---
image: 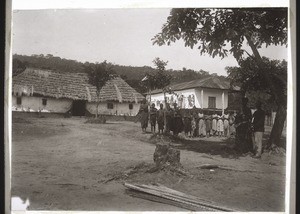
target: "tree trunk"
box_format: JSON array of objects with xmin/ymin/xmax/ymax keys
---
[
  {"xmin": 96, "ymin": 102, "xmax": 99, "ymax": 118},
  {"xmin": 164, "ymin": 92, "xmax": 167, "ymax": 106},
  {"xmin": 96, "ymin": 91, "xmax": 100, "ymax": 118},
  {"xmin": 267, "ymin": 104, "xmax": 286, "ymax": 148},
  {"xmin": 245, "ymin": 35, "xmax": 280, "ymax": 103},
  {"xmin": 153, "ymin": 143, "xmax": 181, "ymax": 168}
]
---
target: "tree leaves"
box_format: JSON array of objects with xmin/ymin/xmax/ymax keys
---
[
  {"xmin": 226, "ymin": 57, "xmax": 287, "ymax": 109},
  {"xmin": 142, "ymin": 58, "xmax": 172, "ymax": 91},
  {"xmin": 152, "ymin": 8, "xmax": 287, "ymax": 62},
  {"xmin": 84, "ymin": 60, "xmax": 115, "ymax": 93}
]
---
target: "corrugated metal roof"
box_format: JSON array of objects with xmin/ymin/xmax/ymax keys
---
[
  {"xmin": 151, "ymin": 76, "xmax": 240, "ymax": 94},
  {"xmin": 12, "ymin": 68, "xmax": 145, "ymax": 103}
]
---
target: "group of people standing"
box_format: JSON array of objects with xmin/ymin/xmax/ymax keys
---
[
  {"xmin": 138, "ymin": 100, "xmax": 184, "ymax": 135},
  {"xmin": 234, "ymin": 97, "xmax": 265, "ymax": 158},
  {"xmin": 187, "ymin": 109, "xmax": 236, "ymax": 138},
  {"xmin": 138, "ymin": 99, "xmax": 236, "ymax": 138},
  {"xmin": 138, "ymin": 96, "xmax": 265, "ymax": 159}
]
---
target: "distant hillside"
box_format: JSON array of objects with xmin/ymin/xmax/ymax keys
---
[{"xmin": 13, "ymin": 54, "xmax": 224, "ymax": 93}]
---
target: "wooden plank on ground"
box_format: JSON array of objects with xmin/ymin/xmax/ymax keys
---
[
  {"xmin": 124, "ymin": 183, "xmax": 235, "ymax": 212},
  {"xmin": 126, "ymin": 189, "xmax": 217, "ymax": 211},
  {"xmin": 125, "ymin": 183, "xmax": 209, "ymax": 211},
  {"xmin": 144, "ymin": 183, "xmax": 212, "ymax": 203},
  {"xmin": 134, "ymin": 183, "xmax": 234, "ymax": 211},
  {"xmin": 126, "ymin": 189, "xmax": 202, "ymax": 211}
]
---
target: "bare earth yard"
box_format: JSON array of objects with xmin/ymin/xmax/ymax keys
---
[{"xmin": 11, "ymin": 116, "xmax": 286, "ymax": 211}]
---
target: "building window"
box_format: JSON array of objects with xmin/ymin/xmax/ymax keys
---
[
  {"xmin": 42, "ymin": 98, "xmax": 47, "ymax": 106},
  {"xmin": 17, "ymin": 97, "xmax": 22, "ymax": 105},
  {"xmin": 208, "ymin": 97, "xmax": 216, "ymax": 108},
  {"xmin": 107, "ymin": 103, "xmax": 114, "ymax": 109},
  {"xmin": 129, "ymin": 103, "xmax": 133, "ymax": 110}
]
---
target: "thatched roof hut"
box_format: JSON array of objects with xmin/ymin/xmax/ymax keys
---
[{"xmin": 12, "ymin": 68, "xmax": 145, "ymax": 103}]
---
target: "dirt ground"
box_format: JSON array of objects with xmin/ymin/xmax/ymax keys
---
[{"xmin": 11, "ymin": 116, "xmax": 286, "ymax": 211}]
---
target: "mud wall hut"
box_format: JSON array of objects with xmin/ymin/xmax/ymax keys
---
[{"xmin": 12, "ymin": 68, "xmax": 145, "ymax": 116}]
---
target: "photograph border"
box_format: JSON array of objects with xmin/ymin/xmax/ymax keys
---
[{"xmin": 5, "ymin": 0, "xmax": 295, "ymax": 213}]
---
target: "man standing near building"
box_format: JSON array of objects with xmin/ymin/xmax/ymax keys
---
[
  {"xmin": 252, "ymin": 101, "xmax": 265, "ymax": 158},
  {"xmin": 157, "ymin": 103, "xmax": 165, "ymax": 134},
  {"xmin": 138, "ymin": 99, "xmax": 149, "ymax": 133},
  {"xmin": 164, "ymin": 103, "xmax": 173, "ymax": 134},
  {"xmin": 149, "ymin": 103, "xmax": 158, "ymax": 134}
]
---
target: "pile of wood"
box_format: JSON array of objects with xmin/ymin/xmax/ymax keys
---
[{"xmin": 124, "ymin": 183, "xmax": 235, "ymax": 212}]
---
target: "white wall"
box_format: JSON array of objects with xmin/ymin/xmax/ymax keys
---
[
  {"xmin": 12, "ymin": 95, "xmax": 73, "ymax": 113},
  {"xmin": 199, "ymin": 88, "xmax": 228, "ymax": 109},
  {"xmin": 12, "ymin": 96, "xmax": 141, "ymax": 116},
  {"xmin": 149, "ymin": 88, "xmax": 200, "ymax": 109},
  {"xmin": 86, "ymin": 102, "xmax": 140, "ymax": 116},
  {"xmin": 148, "ymin": 88, "xmax": 229, "ymax": 110}
]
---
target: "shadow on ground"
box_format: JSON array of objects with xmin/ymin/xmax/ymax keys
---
[
  {"xmin": 148, "ymin": 134, "xmax": 242, "ymax": 159},
  {"xmin": 148, "ymin": 130, "xmax": 286, "ymax": 159}
]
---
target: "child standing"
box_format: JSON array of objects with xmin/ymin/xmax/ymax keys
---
[
  {"xmin": 205, "ymin": 113, "xmax": 212, "ymax": 137},
  {"xmin": 212, "ymin": 111, "xmax": 218, "ymax": 136},
  {"xmin": 157, "ymin": 103, "xmax": 165, "ymax": 134},
  {"xmin": 149, "ymin": 103, "xmax": 158, "ymax": 133},
  {"xmin": 223, "ymin": 110, "xmax": 230, "ymax": 137},
  {"xmin": 191, "ymin": 116, "xmax": 196, "ymax": 138},
  {"xmin": 164, "ymin": 103, "xmax": 173, "ymax": 134},
  {"xmin": 217, "ymin": 112, "xmax": 224, "ymax": 137}
]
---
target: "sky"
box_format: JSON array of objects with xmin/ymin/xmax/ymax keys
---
[{"xmin": 12, "ymin": 9, "xmax": 288, "ymax": 76}]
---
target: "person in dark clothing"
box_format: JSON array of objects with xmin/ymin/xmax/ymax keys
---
[
  {"xmin": 157, "ymin": 103, "xmax": 165, "ymax": 134},
  {"xmin": 164, "ymin": 103, "xmax": 173, "ymax": 134},
  {"xmin": 138, "ymin": 99, "xmax": 149, "ymax": 133},
  {"xmin": 234, "ymin": 108, "xmax": 247, "ymax": 153},
  {"xmin": 252, "ymin": 101, "xmax": 265, "ymax": 158},
  {"xmin": 241, "ymin": 97, "xmax": 253, "ymax": 154},
  {"xmin": 183, "ymin": 110, "xmax": 192, "ymax": 137},
  {"xmin": 242, "ymin": 97, "xmax": 252, "ymax": 122},
  {"xmin": 172, "ymin": 103, "xmax": 183, "ymax": 136},
  {"xmin": 205, "ymin": 113, "xmax": 212, "ymax": 137},
  {"xmin": 234, "ymin": 97, "xmax": 253, "ymax": 154},
  {"xmin": 191, "ymin": 106, "xmax": 198, "ymax": 137},
  {"xmin": 149, "ymin": 103, "xmax": 158, "ymax": 133}
]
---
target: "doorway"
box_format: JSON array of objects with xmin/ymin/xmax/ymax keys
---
[{"xmin": 72, "ymin": 100, "xmax": 86, "ymax": 116}]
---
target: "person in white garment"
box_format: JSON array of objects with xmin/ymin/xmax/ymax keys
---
[
  {"xmin": 198, "ymin": 109, "xmax": 206, "ymax": 137},
  {"xmin": 212, "ymin": 111, "xmax": 218, "ymax": 136},
  {"xmin": 223, "ymin": 110, "xmax": 230, "ymax": 137}
]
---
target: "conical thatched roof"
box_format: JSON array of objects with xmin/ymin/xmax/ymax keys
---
[{"xmin": 12, "ymin": 68, "xmax": 145, "ymax": 103}]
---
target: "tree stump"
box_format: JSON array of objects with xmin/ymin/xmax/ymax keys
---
[{"xmin": 153, "ymin": 143, "xmax": 180, "ymax": 168}]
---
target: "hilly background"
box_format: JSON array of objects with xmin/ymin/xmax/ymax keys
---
[{"xmin": 13, "ymin": 54, "xmax": 227, "ymax": 94}]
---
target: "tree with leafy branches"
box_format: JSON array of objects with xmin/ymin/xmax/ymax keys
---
[
  {"xmin": 227, "ymin": 57, "xmax": 287, "ymax": 147},
  {"xmin": 85, "ymin": 61, "xmax": 115, "ymax": 118},
  {"xmin": 141, "ymin": 58, "xmax": 172, "ymax": 103},
  {"xmin": 152, "ymin": 8, "xmax": 287, "ymax": 148},
  {"xmin": 152, "ymin": 57, "xmax": 172, "ymax": 104},
  {"xmin": 13, "ymin": 58, "xmax": 27, "ymax": 76}
]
